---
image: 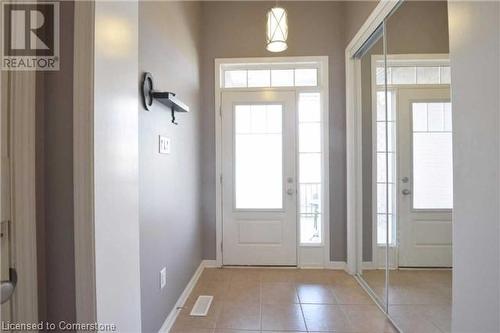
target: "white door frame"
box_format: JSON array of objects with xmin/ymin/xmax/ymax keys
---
[
  {"xmin": 345, "ymin": 0, "xmax": 401, "ymax": 274},
  {"xmin": 215, "ymin": 56, "xmax": 330, "ymax": 268}
]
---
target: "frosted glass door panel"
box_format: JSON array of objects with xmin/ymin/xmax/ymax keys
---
[
  {"xmin": 235, "ymin": 104, "xmax": 283, "ymax": 209},
  {"xmin": 412, "ymin": 102, "xmax": 453, "ymax": 210}
]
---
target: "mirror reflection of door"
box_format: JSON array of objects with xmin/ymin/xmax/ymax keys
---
[{"xmin": 397, "ymin": 88, "xmax": 452, "ymax": 267}]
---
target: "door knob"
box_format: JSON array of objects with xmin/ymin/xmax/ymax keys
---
[
  {"xmin": 286, "ymin": 188, "xmax": 294, "ymax": 195},
  {"xmin": 401, "ymin": 176, "xmax": 409, "ymax": 183},
  {"xmin": 1, "ymin": 268, "xmax": 17, "ymax": 304},
  {"xmin": 402, "ymin": 189, "xmax": 411, "ymax": 195}
]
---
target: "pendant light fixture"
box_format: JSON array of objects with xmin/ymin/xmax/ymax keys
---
[{"xmin": 266, "ymin": 5, "xmax": 288, "ymax": 52}]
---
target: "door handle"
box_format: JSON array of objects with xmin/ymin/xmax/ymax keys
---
[
  {"xmin": 1, "ymin": 268, "xmax": 17, "ymax": 304},
  {"xmin": 401, "ymin": 189, "xmax": 411, "ymax": 195},
  {"xmin": 286, "ymin": 177, "xmax": 294, "ymax": 195}
]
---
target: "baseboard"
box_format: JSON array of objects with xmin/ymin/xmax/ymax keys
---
[
  {"xmin": 325, "ymin": 261, "xmax": 347, "ymax": 270},
  {"xmin": 202, "ymin": 259, "xmax": 219, "ymax": 268},
  {"xmin": 362, "ymin": 261, "xmax": 376, "ymax": 270},
  {"xmin": 300, "ymin": 261, "xmax": 347, "ymax": 270},
  {"xmin": 158, "ymin": 260, "xmax": 216, "ymax": 332}
]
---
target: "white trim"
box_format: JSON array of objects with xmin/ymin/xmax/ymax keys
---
[
  {"xmin": 361, "ymin": 261, "xmax": 377, "ymax": 270},
  {"xmin": 345, "ymin": 0, "xmax": 399, "ymax": 59},
  {"xmin": 215, "ymin": 56, "xmax": 330, "ymax": 268},
  {"xmin": 345, "ymin": 0, "xmax": 401, "ymax": 275},
  {"xmin": 158, "ymin": 260, "xmax": 216, "ymax": 333},
  {"xmin": 73, "ymin": 0, "xmax": 97, "ymax": 327},
  {"xmin": 372, "ymin": 53, "xmax": 450, "ymax": 67},
  {"xmin": 202, "ymin": 260, "xmax": 219, "ymax": 268},
  {"xmin": 325, "ymin": 261, "xmax": 347, "ymax": 270}
]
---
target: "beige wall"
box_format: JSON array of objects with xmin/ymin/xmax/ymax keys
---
[
  {"xmin": 200, "ymin": 1, "xmax": 374, "ymax": 261},
  {"xmin": 139, "ymin": 2, "xmax": 203, "ymax": 332},
  {"xmin": 345, "ymin": 1, "xmax": 378, "ymax": 43}
]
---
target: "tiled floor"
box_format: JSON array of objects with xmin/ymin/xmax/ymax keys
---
[
  {"xmin": 171, "ymin": 268, "xmax": 398, "ymax": 333},
  {"xmin": 363, "ymin": 269, "xmax": 452, "ymax": 333}
]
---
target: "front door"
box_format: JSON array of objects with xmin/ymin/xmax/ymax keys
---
[
  {"xmin": 397, "ymin": 88, "xmax": 453, "ymax": 267},
  {"xmin": 222, "ymin": 91, "xmax": 297, "ymax": 265}
]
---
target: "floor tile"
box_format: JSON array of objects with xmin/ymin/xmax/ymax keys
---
[
  {"xmin": 171, "ymin": 329, "xmax": 214, "ymax": 333},
  {"xmin": 262, "ymin": 282, "xmax": 299, "ymax": 304},
  {"xmin": 260, "ymin": 269, "xmax": 298, "ymax": 283},
  {"xmin": 172, "ymin": 268, "xmax": 399, "ymax": 333},
  {"xmin": 215, "ymin": 301, "xmax": 261, "ymax": 330},
  {"xmin": 389, "ymin": 305, "xmax": 442, "ymax": 333},
  {"xmin": 172, "ymin": 300, "xmax": 222, "ymax": 330},
  {"xmin": 301, "ymin": 304, "xmax": 353, "ymax": 332},
  {"xmin": 296, "ymin": 269, "xmax": 335, "ymax": 284},
  {"xmin": 261, "ymin": 303, "xmax": 306, "ymax": 331},
  {"xmin": 226, "ymin": 279, "xmax": 261, "ymax": 303},
  {"xmin": 296, "ymin": 283, "xmax": 337, "ymax": 304},
  {"xmin": 187, "ymin": 279, "xmax": 230, "ymax": 305},
  {"xmin": 332, "ymin": 284, "xmax": 374, "ymax": 304},
  {"xmin": 214, "ymin": 329, "xmax": 260, "ymax": 333},
  {"xmin": 342, "ymin": 304, "xmax": 398, "ymax": 333}
]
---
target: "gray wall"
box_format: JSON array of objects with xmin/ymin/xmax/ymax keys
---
[
  {"xmin": 200, "ymin": 1, "xmax": 374, "ymax": 262},
  {"xmin": 344, "ymin": 1, "xmax": 378, "ymax": 43},
  {"xmin": 93, "ymin": 1, "xmax": 142, "ymax": 330},
  {"xmin": 360, "ymin": 1, "xmax": 450, "ymax": 261},
  {"xmin": 448, "ymin": 2, "xmax": 500, "ymax": 331},
  {"xmin": 35, "ymin": 0, "xmax": 76, "ymax": 327},
  {"xmin": 139, "ymin": 2, "xmax": 203, "ymax": 332}
]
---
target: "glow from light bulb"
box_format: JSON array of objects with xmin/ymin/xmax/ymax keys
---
[{"xmin": 266, "ymin": 7, "xmax": 288, "ymax": 53}]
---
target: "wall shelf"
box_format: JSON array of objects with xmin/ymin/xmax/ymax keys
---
[{"xmin": 141, "ymin": 72, "xmax": 189, "ymax": 124}]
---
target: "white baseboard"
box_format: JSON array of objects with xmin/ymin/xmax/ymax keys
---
[
  {"xmin": 362, "ymin": 261, "xmax": 374, "ymax": 269},
  {"xmin": 300, "ymin": 261, "xmax": 347, "ymax": 270},
  {"xmin": 158, "ymin": 260, "xmax": 217, "ymax": 333},
  {"xmin": 202, "ymin": 259, "xmax": 219, "ymax": 268},
  {"xmin": 325, "ymin": 261, "xmax": 347, "ymax": 270}
]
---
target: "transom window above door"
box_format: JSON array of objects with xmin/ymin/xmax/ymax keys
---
[
  {"xmin": 374, "ymin": 56, "xmax": 451, "ymax": 86},
  {"xmin": 222, "ymin": 66, "xmax": 320, "ymax": 88}
]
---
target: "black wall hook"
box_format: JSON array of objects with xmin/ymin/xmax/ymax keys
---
[{"xmin": 141, "ymin": 72, "xmax": 189, "ymax": 125}]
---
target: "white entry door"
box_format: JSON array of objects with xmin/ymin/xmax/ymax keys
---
[
  {"xmin": 398, "ymin": 88, "xmax": 453, "ymax": 267},
  {"xmin": 222, "ymin": 91, "xmax": 297, "ymax": 266}
]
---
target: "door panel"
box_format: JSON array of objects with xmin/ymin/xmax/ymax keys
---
[
  {"xmin": 398, "ymin": 88, "xmax": 452, "ymax": 267},
  {"xmin": 222, "ymin": 91, "xmax": 297, "ymax": 265}
]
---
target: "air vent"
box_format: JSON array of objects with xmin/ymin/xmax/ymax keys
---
[{"xmin": 189, "ymin": 295, "xmax": 213, "ymax": 317}]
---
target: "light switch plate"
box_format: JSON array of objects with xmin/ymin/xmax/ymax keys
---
[
  {"xmin": 160, "ymin": 267, "xmax": 167, "ymax": 289},
  {"xmin": 159, "ymin": 136, "xmax": 171, "ymax": 154}
]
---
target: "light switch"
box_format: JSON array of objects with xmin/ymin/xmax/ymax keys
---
[
  {"xmin": 159, "ymin": 136, "xmax": 171, "ymax": 154},
  {"xmin": 160, "ymin": 267, "xmax": 167, "ymax": 289}
]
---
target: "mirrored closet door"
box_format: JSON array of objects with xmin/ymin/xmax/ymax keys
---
[
  {"xmin": 355, "ymin": 22, "xmax": 390, "ymax": 311},
  {"xmin": 355, "ymin": 1, "xmax": 453, "ymax": 332}
]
